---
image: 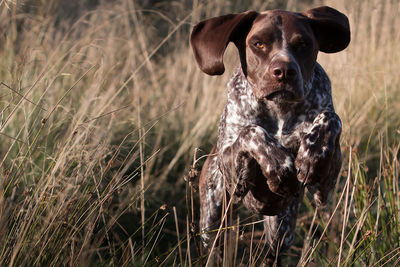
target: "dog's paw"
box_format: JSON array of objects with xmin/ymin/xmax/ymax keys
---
[{"xmin": 295, "ymin": 111, "xmax": 341, "ymax": 185}]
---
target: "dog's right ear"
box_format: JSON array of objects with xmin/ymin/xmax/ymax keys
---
[
  {"xmin": 190, "ymin": 11, "xmax": 259, "ymax": 75},
  {"xmin": 303, "ymin": 6, "xmax": 350, "ymax": 53}
]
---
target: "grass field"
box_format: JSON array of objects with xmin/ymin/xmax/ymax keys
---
[{"xmin": 0, "ymin": 0, "xmax": 399, "ymax": 266}]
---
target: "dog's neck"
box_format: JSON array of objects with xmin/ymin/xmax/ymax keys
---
[{"xmin": 218, "ymin": 65, "xmax": 323, "ymax": 152}]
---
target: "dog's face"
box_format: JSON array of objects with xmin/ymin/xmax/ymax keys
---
[
  {"xmin": 190, "ymin": 6, "xmax": 350, "ymax": 102},
  {"xmin": 245, "ymin": 11, "xmax": 318, "ymax": 101}
]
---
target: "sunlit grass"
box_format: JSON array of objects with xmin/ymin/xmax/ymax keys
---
[{"xmin": 0, "ymin": 0, "xmax": 399, "ymax": 265}]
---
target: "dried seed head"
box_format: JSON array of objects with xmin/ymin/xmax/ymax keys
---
[
  {"xmin": 190, "ymin": 222, "xmax": 197, "ymax": 235},
  {"xmin": 364, "ymin": 230, "xmax": 373, "ymax": 239}
]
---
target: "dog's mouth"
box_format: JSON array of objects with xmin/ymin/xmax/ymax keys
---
[
  {"xmin": 265, "ymin": 89, "xmax": 302, "ymax": 103},
  {"xmin": 251, "ymin": 81, "xmax": 305, "ymax": 103}
]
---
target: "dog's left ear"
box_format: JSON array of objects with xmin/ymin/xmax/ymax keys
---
[
  {"xmin": 303, "ymin": 6, "xmax": 350, "ymax": 53},
  {"xmin": 190, "ymin": 11, "xmax": 259, "ymax": 75}
]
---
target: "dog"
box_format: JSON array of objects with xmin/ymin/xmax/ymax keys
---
[{"xmin": 190, "ymin": 6, "xmax": 349, "ymax": 266}]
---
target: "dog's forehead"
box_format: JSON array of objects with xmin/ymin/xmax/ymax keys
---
[{"xmin": 250, "ymin": 10, "xmax": 309, "ymax": 36}]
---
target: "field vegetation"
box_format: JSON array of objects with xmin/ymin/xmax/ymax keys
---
[{"xmin": 0, "ymin": 0, "xmax": 399, "ymax": 265}]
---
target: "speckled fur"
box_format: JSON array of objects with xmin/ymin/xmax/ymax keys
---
[{"xmin": 199, "ymin": 64, "xmax": 342, "ymax": 259}]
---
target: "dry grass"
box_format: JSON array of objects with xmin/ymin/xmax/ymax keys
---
[{"xmin": 0, "ymin": 0, "xmax": 399, "ymax": 266}]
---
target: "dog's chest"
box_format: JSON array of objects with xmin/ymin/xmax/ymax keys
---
[
  {"xmin": 218, "ymin": 69, "xmax": 313, "ymax": 153},
  {"xmin": 258, "ymin": 107, "xmax": 309, "ymax": 152}
]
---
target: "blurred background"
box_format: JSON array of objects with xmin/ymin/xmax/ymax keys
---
[{"xmin": 0, "ymin": 0, "xmax": 399, "ymax": 265}]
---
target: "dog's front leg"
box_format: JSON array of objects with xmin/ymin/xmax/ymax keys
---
[
  {"xmin": 295, "ymin": 111, "xmax": 342, "ymax": 206},
  {"xmin": 219, "ymin": 125, "xmax": 300, "ymax": 204}
]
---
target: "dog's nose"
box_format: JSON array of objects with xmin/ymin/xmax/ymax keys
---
[{"xmin": 270, "ymin": 61, "xmax": 298, "ymax": 82}]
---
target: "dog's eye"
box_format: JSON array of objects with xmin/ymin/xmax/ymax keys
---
[
  {"xmin": 254, "ymin": 42, "xmax": 265, "ymax": 49},
  {"xmin": 293, "ymin": 40, "xmax": 305, "ymax": 47},
  {"xmin": 291, "ymin": 38, "xmax": 307, "ymax": 51}
]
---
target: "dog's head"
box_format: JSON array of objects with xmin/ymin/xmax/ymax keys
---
[{"xmin": 190, "ymin": 6, "xmax": 350, "ymax": 102}]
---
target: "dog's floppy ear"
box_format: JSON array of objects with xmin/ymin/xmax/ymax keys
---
[
  {"xmin": 190, "ymin": 11, "xmax": 258, "ymax": 75},
  {"xmin": 303, "ymin": 6, "xmax": 350, "ymax": 53}
]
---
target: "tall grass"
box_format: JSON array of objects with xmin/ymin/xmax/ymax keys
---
[{"xmin": 0, "ymin": 0, "xmax": 399, "ymax": 266}]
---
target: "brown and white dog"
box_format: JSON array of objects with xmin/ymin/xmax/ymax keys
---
[{"xmin": 191, "ymin": 6, "xmax": 350, "ymax": 265}]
